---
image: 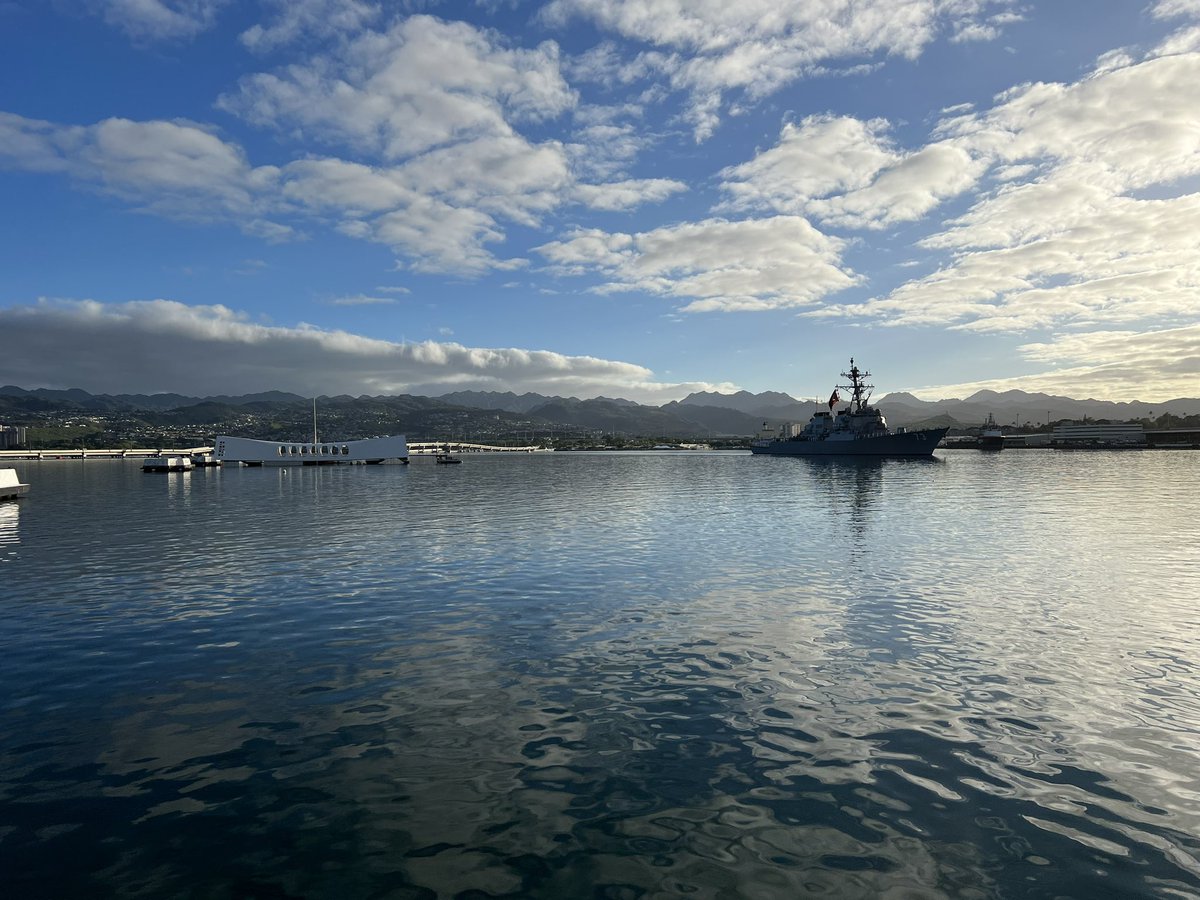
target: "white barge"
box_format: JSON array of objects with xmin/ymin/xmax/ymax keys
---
[
  {"xmin": 143, "ymin": 456, "xmax": 194, "ymax": 472},
  {"xmin": 214, "ymin": 434, "xmax": 409, "ymax": 467},
  {"xmin": 1, "ymin": 467, "xmax": 30, "ymax": 500}
]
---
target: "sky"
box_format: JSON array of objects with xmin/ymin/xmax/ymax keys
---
[{"xmin": 2, "ymin": 0, "xmax": 1199, "ymax": 404}]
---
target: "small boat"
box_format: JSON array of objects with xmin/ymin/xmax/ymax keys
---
[
  {"xmin": 0, "ymin": 467, "xmax": 29, "ymax": 500},
  {"xmin": 979, "ymin": 413, "xmax": 1005, "ymax": 451},
  {"xmin": 750, "ymin": 359, "xmax": 948, "ymax": 458},
  {"xmin": 143, "ymin": 456, "xmax": 193, "ymax": 472}
]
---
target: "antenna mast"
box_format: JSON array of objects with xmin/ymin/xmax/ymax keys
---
[
  {"xmin": 838, "ymin": 358, "xmax": 875, "ymax": 412},
  {"xmin": 312, "ymin": 397, "xmax": 318, "ymax": 445}
]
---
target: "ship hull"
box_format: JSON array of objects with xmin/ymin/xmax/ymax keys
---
[{"xmin": 750, "ymin": 428, "xmax": 948, "ymax": 457}]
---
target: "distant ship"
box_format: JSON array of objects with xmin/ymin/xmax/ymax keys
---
[
  {"xmin": 979, "ymin": 413, "xmax": 1004, "ymax": 451},
  {"xmin": 749, "ymin": 359, "xmax": 948, "ymax": 458}
]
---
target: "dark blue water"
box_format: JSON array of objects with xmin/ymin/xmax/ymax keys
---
[{"xmin": 2, "ymin": 451, "xmax": 1199, "ymax": 898}]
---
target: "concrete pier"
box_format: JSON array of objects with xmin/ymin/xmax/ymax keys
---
[
  {"xmin": 0, "ymin": 447, "xmax": 214, "ymax": 461},
  {"xmin": 1, "ymin": 442, "xmax": 547, "ymax": 461}
]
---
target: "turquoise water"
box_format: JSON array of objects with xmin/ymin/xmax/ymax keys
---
[{"xmin": 1, "ymin": 451, "xmax": 1199, "ymax": 898}]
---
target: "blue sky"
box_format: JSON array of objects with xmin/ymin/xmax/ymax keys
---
[{"xmin": 2, "ymin": 0, "xmax": 1199, "ymax": 403}]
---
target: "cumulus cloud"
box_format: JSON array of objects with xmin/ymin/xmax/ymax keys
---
[
  {"xmin": 720, "ymin": 115, "xmax": 898, "ymax": 212},
  {"xmin": 812, "ymin": 42, "xmax": 1200, "ymax": 333},
  {"xmin": 240, "ymin": 0, "xmax": 380, "ymax": 51},
  {"xmin": 219, "ymin": 15, "xmax": 576, "ymax": 159},
  {"xmin": 0, "ymin": 112, "xmax": 290, "ymax": 236},
  {"xmin": 536, "ymin": 216, "xmax": 857, "ymax": 312},
  {"xmin": 719, "ymin": 115, "xmax": 985, "ymax": 229},
  {"xmin": 541, "ymin": 0, "xmax": 1015, "ymax": 140},
  {"xmin": 0, "ymin": 13, "xmax": 686, "ymax": 275},
  {"xmin": 0, "ymin": 299, "xmax": 727, "ymax": 402},
  {"xmin": 938, "ymin": 50, "xmax": 1200, "ymax": 193},
  {"xmin": 572, "ymin": 178, "xmax": 687, "ymax": 211}
]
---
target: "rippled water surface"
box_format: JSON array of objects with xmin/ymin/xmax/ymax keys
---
[{"xmin": 2, "ymin": 450, "xmax": 1199, "ymax": 898}]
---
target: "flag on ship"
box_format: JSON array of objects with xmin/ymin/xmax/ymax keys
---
[{"xmin": 828, "ymin": 389, "xmax": 840, "ymax": 409}]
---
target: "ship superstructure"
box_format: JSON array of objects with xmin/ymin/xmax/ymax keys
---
[{"xmin": 750, "ymin": 359, "xmax": 948, "ymax": 457}]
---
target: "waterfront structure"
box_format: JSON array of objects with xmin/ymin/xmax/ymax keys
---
[
  {"xmin": 214, "ymin": 434, "xmax": 409, "ymax": 466},
  {"xmin": 1003, "ymin": 434, "xmax": 1052, "ymax": 448},
  {"xmin": 1144, "ymin": 427, "xmax": 1200, "ymax": 448},
  {"xmin": 0, "ymin": 467, "xmax": 29, "ymax": 500},
  {"xmin": 1051, "ymin": 423, "xmax": 1145, "ymax": 446},
  {"xmin": 750, "ymin": 359, "xmax": 948, "ymax": 457},
  {"xmin": 143, "ymin": 456, "xmax": 193, "ymax": 472}
]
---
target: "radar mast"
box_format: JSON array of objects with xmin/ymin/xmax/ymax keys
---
[{"xmin": 838, "ymin": 358, "xmax": 874, "ymax": 412}]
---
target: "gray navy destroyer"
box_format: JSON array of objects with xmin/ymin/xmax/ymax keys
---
[{"xmin": 750, "ymin": 359, "xmax": 948, "ymax": 457}]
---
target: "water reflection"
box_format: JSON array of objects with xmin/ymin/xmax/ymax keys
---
[
  {"xmin": 0, "ymin": 500, "xmax": 19, "ymax": 560},
  {"xmin": 1, "ymin": 454, "xmax": 1199, "ymax": 897}
]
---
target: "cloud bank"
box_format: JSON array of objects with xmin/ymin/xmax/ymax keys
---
[
  {"xmin": 916, "ymin": 325, "xmax": 1200, "ymax": 401},
  {"xmin": 0, "ymin": 299, "xmax": 730, "ymax": 403}
]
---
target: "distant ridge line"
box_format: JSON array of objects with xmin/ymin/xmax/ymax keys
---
[{"xmin": 2, "ymin": 384, "xmax": 1198, "ymax": 431}]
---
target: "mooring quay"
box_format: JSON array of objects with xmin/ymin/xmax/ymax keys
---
[{"xmin": 0, "ymin": 441, "xmax": 544, "ymax": 462}]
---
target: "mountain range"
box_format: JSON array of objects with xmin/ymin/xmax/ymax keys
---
[{"xmin": 3, "ymin": 384, "xmax": 1198, "ymax": 437}]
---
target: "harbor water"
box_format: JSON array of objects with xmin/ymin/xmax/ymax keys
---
[{"xmin": 1, "ymin": 451, "xmax": 1198, "ymax": 898}]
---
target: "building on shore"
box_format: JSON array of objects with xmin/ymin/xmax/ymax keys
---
[
  {"xmin": 0, "ymin": 425, "xmax": 28, "ymax": 450},
  {"xmin": 1144, "ymin": 427, "xmax": 1200, "ymax": 448},
  {"xmin": 1051, "ymin": 423, "xmax": 1145, "ymax": 447}
]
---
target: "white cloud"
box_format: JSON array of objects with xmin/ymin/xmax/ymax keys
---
[
  {"xmin": 369, "ymin": 200, "xmax": 516, "ymax": 275},
  {"xmin": 536, "ymin": 216, "xmax": 858, "ymax": 312},
  {"xmin": 1150, "ymin": 0, "xmax": 1200, "ymax": 21},
  {"xmin": 953, "ymin": 53, "xmax": 1200, "ymax": 191},
  {"xmin": 815, "ymin": 190, "xmax": 1200, "ymax": 331},
  {"xmin": 808, "ymin": 142, "xmax": 985, "ymax": 229},
  {"xmin": 720, "ymin": 115, "xmax": 898, "ymax": 213},
  {"xmin": 219, "ymin": 15, "xmax": 576, "ymax": 160},
  {"xmin": 812, "ymin": 40, "xmax": 1200, "ymax": 333},
  {"xmin": 393, "ymin": 135, "xmax": 572, "ymax": 225},
  {"xmin": 0, "ymin": 298, "xmax": 729, "ymax": 402},
  {"xmin": 0, "ymin": 112, "xmax": 287, "ymax": 234},
  {"xmin": 567, "ymin": 116, "xmax": 651, "ymax": 180},
  {"xmin": 240, "ymin": 0, "xmax": 380, "ymax": 51},
  {"xmin": 0, "ymin": 106, "xmax": 674, "ymax": 274},
  {"xmin": 572, "ymin": 178, "xmax": 687, "ymax": 211},
  {"xmin": 542, "ymin": 0, "xmax": 1015, "ymax": 140},
  {"xmin": 1149, "ymin": 24, "xmax": 1200, "ymax": 55},
  {"xmin": 916, "ymin": 325, "xmax": 1200, "ymax": 400},
  {"xmin": 720, "ymin": 115, "xmax": 985, "ymax": 229},
  {"xmin": 92, "ymin": 0, "xmax": 227, "ymax": 42},
  {"xmin": 0, "ymin": 15, "xmax": 686, "ymax": 276}
]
